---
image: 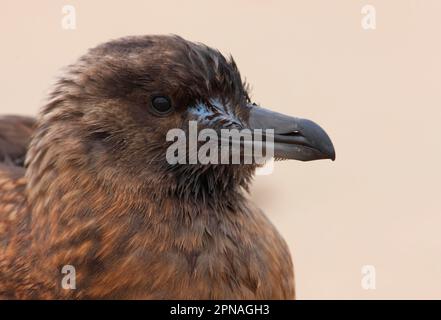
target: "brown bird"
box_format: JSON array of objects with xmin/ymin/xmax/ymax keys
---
[{"xmin": 0, "ymin": 35, "xmax": 335, "ymax": 299}]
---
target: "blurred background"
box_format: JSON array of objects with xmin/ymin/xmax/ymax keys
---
[{"xmin": 1, "ymin": 0, "xmax": 440, "ymax": 299}]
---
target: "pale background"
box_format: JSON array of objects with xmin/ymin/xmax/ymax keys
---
[{"xmin": 1, "ymin": 0, "xmax": 440, "ymax": 299}]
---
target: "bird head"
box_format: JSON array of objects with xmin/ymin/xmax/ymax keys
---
[{"xmin": 30, "ymin": 35, "xmax": 335, "ymax": 200}]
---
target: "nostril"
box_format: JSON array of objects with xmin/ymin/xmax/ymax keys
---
[{"xmin": 280, "ymin": 130, "xmax": 302, "ymax": 137}]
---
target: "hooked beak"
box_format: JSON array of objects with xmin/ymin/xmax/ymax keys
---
[{"xmin": 248, "ymin": 105, "xmax": 336, "ymax": 161}]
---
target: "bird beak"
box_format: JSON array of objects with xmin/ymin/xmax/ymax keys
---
[{"xmin": 248, "ymin": 105, "xmax": 336, "ymax": 161}]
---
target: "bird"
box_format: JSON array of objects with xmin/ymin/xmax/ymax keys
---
[{"xmin": 0, "ymin": 35, "xmax": 335, "ymax": 299}]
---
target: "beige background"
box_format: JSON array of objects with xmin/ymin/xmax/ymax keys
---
[{"xmin": 1, "ymin": 0, "xmax": 440, "ymax": 299}]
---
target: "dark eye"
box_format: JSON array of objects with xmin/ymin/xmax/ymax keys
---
[{"xmin": 151, "ymin": 96, "xmax": 173, "ymax": 115}]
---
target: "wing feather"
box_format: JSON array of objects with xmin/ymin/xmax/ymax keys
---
[{"xmin": 0, "ymin": 115, "xmax": 35, "ymax": 167}]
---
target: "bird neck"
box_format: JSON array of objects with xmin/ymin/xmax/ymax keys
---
[{"xmin": 26, "ymin": 161, "xmax": 251, "ymax": 245}]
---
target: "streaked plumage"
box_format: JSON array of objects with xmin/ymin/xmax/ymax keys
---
[{"xmin": 0, "ymin": 35, "xmax": 334, "ymax": 299}]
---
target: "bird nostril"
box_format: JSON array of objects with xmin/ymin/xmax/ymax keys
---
[{"xmin": 280, "ymin": 130, "xmax": 302, "ymax": 137}]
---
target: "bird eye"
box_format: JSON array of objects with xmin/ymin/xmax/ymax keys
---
[{"xmin": 151, "ymin": 96, "xmax": 173, "ymax": 115}]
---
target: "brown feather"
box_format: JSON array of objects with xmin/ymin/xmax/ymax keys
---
[
  {"xmin": 0, "ymin": 35, "xmax": 294, "ymax": 299},
  {"xmin": 0, "ymin": 116, "xmax": 35, "ymax": 167}
]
